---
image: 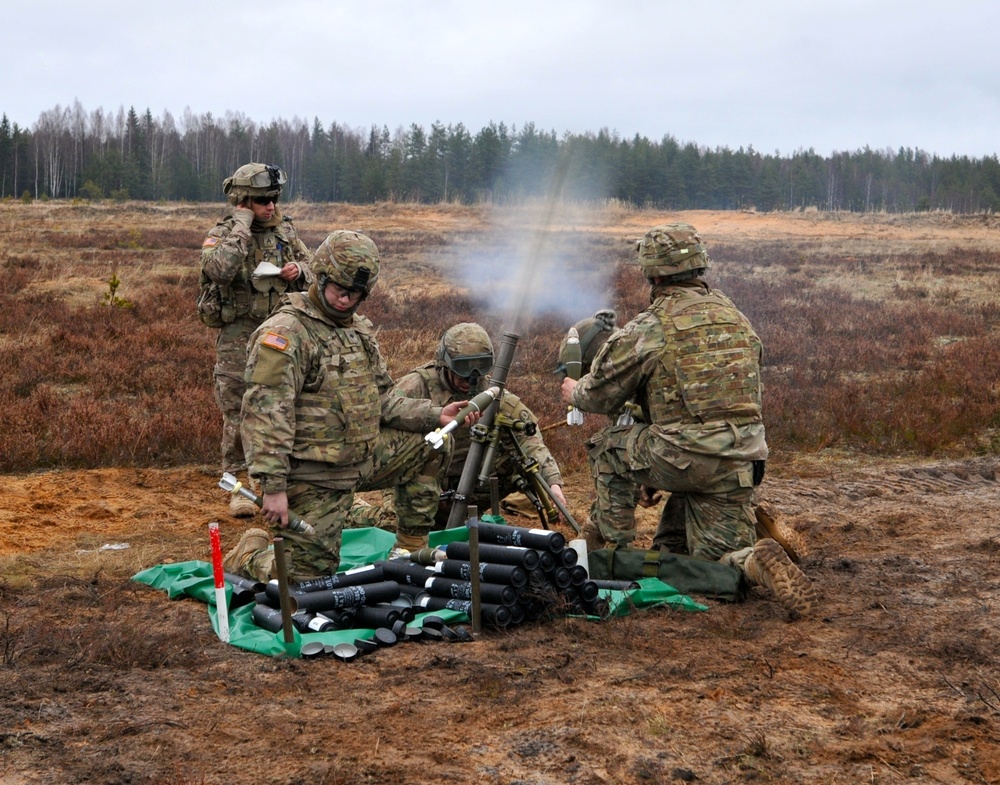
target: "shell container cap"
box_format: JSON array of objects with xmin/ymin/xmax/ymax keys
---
[{"xmin": 637, "ymin": 222, "xmax": 710, "ymax": 279}]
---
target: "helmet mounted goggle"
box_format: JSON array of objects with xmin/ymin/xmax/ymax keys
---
[
  {"xmin": 240, "ymin": 165, "xmax": 286, "ymax": 190},
  {"xmin": 444, "ymin": 351, "xmax": 494, "ymax": 380}
]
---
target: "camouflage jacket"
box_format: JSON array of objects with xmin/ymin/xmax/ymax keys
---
[
  {"xmin": 241, "ymin": 293, "xmax": 443, "ymax": 493},
  {"xmin": 570, "ymin": 280, "xmax": 768, "ymax": 460},
  {"xmin": 200, "ymin": 210, "xmax": 313, "ymax": 324},
  {"xmin": 396, "ymin": 365, "xmax": 563, "ymax": 488}
]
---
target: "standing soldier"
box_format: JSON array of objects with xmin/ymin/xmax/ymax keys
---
[
  {"xmin": 561, "ymin": 223, "xmax": 816, "ymax": 618},
  {"xmin": 197, "ymin": 163, "xmax": 313, "ymax": 518},
  {"xmin": 224, "ymin": 231, "xmax": 475, "ymax": 582}
]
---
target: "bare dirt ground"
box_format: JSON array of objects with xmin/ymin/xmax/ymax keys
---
[{"xmin": 2, "ymin": 205, "xmax": 999, "ymax": 784}]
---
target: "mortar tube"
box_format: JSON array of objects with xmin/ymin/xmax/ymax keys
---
[{"xmin": 446, "ymin": 332, "xmax": 518, "ymax": 529}]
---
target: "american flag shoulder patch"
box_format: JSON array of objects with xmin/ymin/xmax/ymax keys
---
[
  {"xmin": 202, "ymin": 237, "xmax": 219, "ymax": 248},
  {"xmin": 262, "ymin": 332, "xmax": 290, "ymax": 351}
]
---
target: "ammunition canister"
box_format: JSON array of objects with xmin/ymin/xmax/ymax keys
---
[
  {"xmin": 445, "ymin": 541, "xmax": 540, "ymax": 569},
  {"xmin": 288, "ymin": 580, "xmax": 401, "ymax": 614},
  {"xmin": 424, "ymin": 576, "xmax": 519, "ymax": 607},
  {"xmin": 474, "ymin": 521, "xmax": 566, "ymax": 553},
  {"xmin": 433, "ymin": 558, "xmax": 528, "ymax": 588},
  {"xmin": 417, "ymin": 596, "xmax": 512, "ymax": 628},
  {"xmin": 294, "ymin": 564, "xmax": 385, "ymax": 593}
]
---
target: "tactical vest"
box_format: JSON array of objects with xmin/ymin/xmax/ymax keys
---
[
  {"xmin": 644, "ymin": 288, "xmax": 763, "ymax": 427},
  {"xmin": 289, "ymin": 313, "xmax": 382, "ymax": 466},
  {"xmin": 199, "ymin": 220, "xmax": 295, "ymax": 326}
]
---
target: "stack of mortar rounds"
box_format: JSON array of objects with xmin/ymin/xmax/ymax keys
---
[{"xmin": 244, "ymin": 521, "xmax": 642, "ymax": 647}]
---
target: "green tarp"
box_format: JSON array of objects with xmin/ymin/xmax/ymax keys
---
[{"xmin": 132, "ymin": 526, "xmax": 707, "ymax": 658}]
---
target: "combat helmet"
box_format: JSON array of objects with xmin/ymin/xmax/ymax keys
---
[
  {"xmin": 222, "ymin": 163, "xmax": 286, "ymax": 204},
  {"xmin": 435, "ymin": 323, "xmax": 494, "ymax": 392},
  {"xmin": 311, "ymin": 230, "xmax": 380, "ymax": 320},
  {"xmin": 636, "ymin": 222, "xmax": 710, "ymax": 280},
  {"xmin": 558, "ymin": 309, "xmax": 617, "ymax": 373}
]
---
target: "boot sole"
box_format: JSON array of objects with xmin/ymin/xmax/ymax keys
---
[{"xmin": 753, "ymin": 538, "xmax": 818, "ymax": 618}]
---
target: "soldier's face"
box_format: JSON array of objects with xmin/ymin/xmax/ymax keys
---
[
  {"xmin": 446, "ymin": 370, "xmax": 472, "ymax": 393},
  {"xmin": 323, "ymin": 281, "xmax": 364, "ymax": 312},
  {"xmin": 249, "ymin": 198, "xmax": 276, "ymax": 221}
]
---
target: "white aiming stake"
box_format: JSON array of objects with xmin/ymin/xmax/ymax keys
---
[{"xmin": 208, "ymin": 522, "xmax": 231, "ymax": 643}]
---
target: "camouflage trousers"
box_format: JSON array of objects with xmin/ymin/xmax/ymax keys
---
[
  {"xmin": 253, "ymin": 427, "xmax": 452, "ymax": 582},
  {"xmin": 351, "ymin": 470, "xmax": 528, "ymax": 531},
  {"xmin": 586, "ymin": 424, "xmax": 757, "ymax": 562},
  {"xmin": 214, "ymin": 318, "xmax": 258, "ymax": 475}
]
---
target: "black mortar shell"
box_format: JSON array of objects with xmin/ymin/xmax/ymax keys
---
[
  {"xmin": 288, "ymin": 580, "xmax": 402, "ymax": 614},
  {"xmin": 560, "ymin": 547, "xmax": 578, "ymax": 567}
]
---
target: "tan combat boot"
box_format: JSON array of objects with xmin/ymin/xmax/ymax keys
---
[
  {"xmin": 754, "ymin": 501, "xmax": 809, "ymax": 563},
  {"xmin": 222, "ymin": 527, "xmax": 271, "ymax": 578},
  {"xmin": 742, "ymin": 538, "xmax": 818, "ymax": 618},
  {"xmin": 228, "ymin": 474, "xmax": 258, "ymax": 519},
  {"xmin": 391, "ymin": 530, "xmax": 427, "ymax": 558}
]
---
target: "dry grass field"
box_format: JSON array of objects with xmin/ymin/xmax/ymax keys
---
[{"xmin": 1, "ymin": 200, "xmax": 999, "ymax": 784}]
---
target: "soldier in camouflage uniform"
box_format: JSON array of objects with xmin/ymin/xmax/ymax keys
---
[
  {"xmin": 561, "ymin": 223, "xmax": 817, "ymax": 617},
  {"xmin": 224, "ymin": 231, "xmax": 475, "ymax": 582},
  {"xmin": 356, "ymin": 323, "xmax": 568, "ymax": 530},
  {"xmin": 198, "ymin": 163, "xmax": 313, "ymax": 518}
]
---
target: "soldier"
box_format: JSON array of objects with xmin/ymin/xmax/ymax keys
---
[
  {"xmin": 223, "ymin": 231, "xmax": 475, "ymax": 582},
  {"xmin": 197, "ymin": 163, "xmax": 313, "ymax": 518},
  {"xmin": 357, "ymin": 323, "xmax": 568, "ymax": 531},
  {"xmin": 560, "ymin": 223, "xmax": 817, "ymax": 617}
]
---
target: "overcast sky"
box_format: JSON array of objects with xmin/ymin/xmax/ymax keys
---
[{"xmin": 4, "ymin": 0, "xmax": 998, "ymax": 159}]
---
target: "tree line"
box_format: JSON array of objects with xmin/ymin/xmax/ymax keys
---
[{"xmin": 2, "ymin": 102, "xmax": 999, "ymax": 212}]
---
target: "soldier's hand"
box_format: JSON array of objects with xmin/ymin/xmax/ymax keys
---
[
  {"xmin": 440, "ymin": 400, "xmax": 481, "ymax": 428},
  {"xmin": 279, "ymin": 262, "xmax": 301, "ymax": 281},
  {"xmin": 560, "ymin": 377, "xmax": 578, "ymax": 404},
  {"xmin": 637, "ymin": 485, "xmax": 664, "ymax": 508},
  {"xmin": 261, "ymin": 491, "xmax": 291, "ymax": 528},
  {"xmin": 233, "ymin": 203, "xmax": 254, "ymax": 229},
  {"xmin": 549, "ymin": 484, "xmax": 568, "ymax": 522}
]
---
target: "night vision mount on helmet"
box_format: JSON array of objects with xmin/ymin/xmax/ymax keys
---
[{"xmin": 223, "ymin": 163, "xmax": 287, "ymax": 202}]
